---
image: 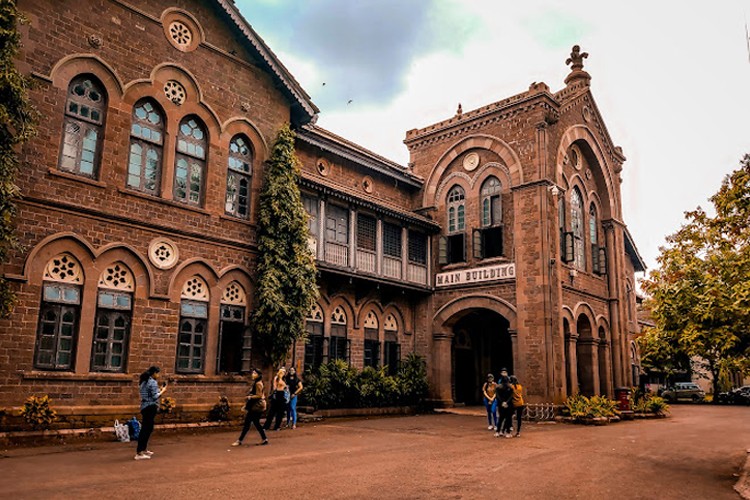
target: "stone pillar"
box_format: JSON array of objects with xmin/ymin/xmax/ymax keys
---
[
  {"xmin": 604, "ymin": 222, "xmax": 623, "ymax": 388},
  {"xmin": 599, "ymin": 340, "xmax": 613, "ymax": 398},
  {"xmin": 566, "ymin": 334, "xmax": 579, "ymax": 395},
  {"xmin": 576, "ymin": 337, "xmax": 599, "ymax": 396},
  {"xmin": 509, "ymin": 329, "xmax": 519, "ymax": 376},
  {"xmin": 432, "ymin": 332, "xmax": 454, "ymax": 406}
]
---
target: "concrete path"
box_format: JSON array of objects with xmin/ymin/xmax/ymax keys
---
[{"xmin": 1, "ymin": 405, "xmax": 748, "ymax": 499}]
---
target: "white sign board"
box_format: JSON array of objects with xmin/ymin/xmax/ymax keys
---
[{"xmin": 435, "ymin": 263, "xmax": 516, "ymax": 288}]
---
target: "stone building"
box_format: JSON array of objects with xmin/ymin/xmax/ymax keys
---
[{"xmin": 0, "ymin": 0, "xmax": 644, "ymax": 424}]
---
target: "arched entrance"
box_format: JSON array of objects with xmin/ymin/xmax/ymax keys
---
[
  {"xmin": 451, "ymin": 310, "xmax": 512, "ymax": 405},
  {"xmin": 576, "ymin": 314, "xmax": 597, "ymax": 396}
]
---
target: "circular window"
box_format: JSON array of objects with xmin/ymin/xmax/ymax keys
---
[
  {"xmin": 169, "ymin": 21, "xmax": 192, "ymax": 47},
  {"xmin": 164, "ymin": 80, "xmax": 186, "ymax": 105},
  {"xmin": 161, "ymin": 10, "xmax": 202, "ymax": 52},
  {"xmin": 148, "ymin": 238, "xmax": 179, "ymax": 270},
  {"xmin": 316, "ymin": 159, "xmax": 330, "ymax": 177}
]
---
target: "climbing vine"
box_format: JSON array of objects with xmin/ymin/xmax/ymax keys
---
[{"xmin": 0, "ymin": 1, "xmax": 36, "ymax": 317}]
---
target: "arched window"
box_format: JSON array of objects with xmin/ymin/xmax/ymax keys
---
[
  {"xmin": 58, "ymin": 76, "xmax": 107, "ymax": 177},
  {"xmin": 174, "ymin": 116, "xmax": 207, "ymax": 206},
  {"xmin": 440, "ymin": 185, "xmax": 466, "ymax": 265},
  {"xmin": 383, "ymin": 313, "xmax": 401, "ymax": 375},
  {"xmin": 127, "ymin": 99, "xmax": 164, "ymax": 194},
  {"xmin": 225, "ymin": 135, "xmax": 253, "ymax": 219},
  {"xmin": 329, "ymin": 306, "xmax": 349, "ymax": 363},
  {"xmin": 177, "ymin": 276, "xmax": 209, "ymax": 373},
  {"xmin": 304, "ymin": 303, "xmax": 324, "ymax": 372},
  {"xmin": 363, "ymin": 311, "xmax": 380, "ymax": 368},
  {"xmin": 477, "ymin": 176, "xmax": 503, "ymax": 259},
  {"xmin": 218, "ymin": 281, "xmax": 248, "ymax": 373},
  {"xmin": 92, "ymin": 263, "xmax": 133, "ymax": 372},
  {"xmin": 589, "ymin": 203, "xmax": 603, "ymax": 274},
  {"xmin": 570, "ymin": 187, "xmax": 585, "ymax": 270},
  {"xmin": 480, "ymin": 176, "xmax": 502, "ymax": 227},
  {"xmin": 447, "ymin": 185, "xmax": 465, "ymax": 232},
  {"xmin": 35, "ymin": 254, "xmax": 84, "ymax": 370}
]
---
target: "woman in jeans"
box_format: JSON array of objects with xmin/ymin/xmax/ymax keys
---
[
  {"xmin": 263, "ymin": 368, "xmax": 288, "ymax": 431},
  {"xmin": 135, "ymin": 366, "xmax": 167, "ymax": 460},
  {"xmin": 285, "ymin": 367, "xmax": 303, "ymax": 429},
  {"xmin": 233, "ymin": 368, "xmax": 268, "ymax": 446},
  {"xmin": 482, "ymin": 373, "xmax": 498, "ymax": 431}
]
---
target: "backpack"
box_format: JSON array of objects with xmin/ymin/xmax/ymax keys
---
[{"xmin": 126, "ymin": 417, "xmax": 141, "ymax": 440}]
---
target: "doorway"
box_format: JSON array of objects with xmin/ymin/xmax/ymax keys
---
[{"xmin": 451, "ymin": 310, "xmax": 512, "ymax": 405}]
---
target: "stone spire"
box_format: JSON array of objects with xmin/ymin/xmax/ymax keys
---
[{"xmin": 564, "ymin": 45, "xmax": 591, "ymax": 86}]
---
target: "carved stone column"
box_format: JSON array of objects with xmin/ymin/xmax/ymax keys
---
[{"xmin": 566, "ymin": 333, "xmax": 579, "ymax": 395}]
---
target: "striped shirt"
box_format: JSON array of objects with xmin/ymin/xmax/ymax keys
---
[{"xmin": 140, "ymin": 378, "xmax": 160, "ymax": 410}]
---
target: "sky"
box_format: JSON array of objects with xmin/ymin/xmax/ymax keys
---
[{"xmin": 235, "ymin": 0, "xmax": 750, "ymax": 277}]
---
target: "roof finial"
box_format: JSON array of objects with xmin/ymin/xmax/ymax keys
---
[
  {"xmin": 564, "ymin": 45, "xmax": 591, "ymax": 86},
  {"xmin": 456, "ymin": 103, "xmax": 463, "ymax": 116}
]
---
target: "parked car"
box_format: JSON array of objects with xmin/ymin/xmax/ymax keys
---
[
  {"xmin": 716, "ymin": 386, "xmax": 750, "ymax": 405},
  {"xmin": 661, "ymin": 382, "xmax": 706, "ymax": 402}
]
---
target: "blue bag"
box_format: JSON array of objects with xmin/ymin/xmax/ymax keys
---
[{"xmin": 127, "ymin": 417, "xmax": 141, "ymax": 440}]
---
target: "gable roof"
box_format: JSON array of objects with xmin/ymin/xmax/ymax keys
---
[
  {"xmin": 213, "ymin": 0, "xmax": 319, "ymax": 125},
  {"xmin": 624, "ymin": 226, "xmax": 646, "ymax": 273}
]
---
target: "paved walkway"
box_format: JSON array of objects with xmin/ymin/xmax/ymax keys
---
[{"xmin": 1, "ymin": 405, "xmax": 748, "ymax": 499}]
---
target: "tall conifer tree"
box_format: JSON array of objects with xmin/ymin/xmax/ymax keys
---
[
  {"xmin": 253, "ymin": 124, "xmax": 318, "ymax": 366},
  {"xmin": 0, "ymin": 2, "xmax": 36, "ymax": 317}
]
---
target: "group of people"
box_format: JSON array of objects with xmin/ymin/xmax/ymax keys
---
[
  {"xmin": 133, "ymin": 365, "xmax": 303, "ymax": 460},
  {"xmin": 232, "ymin": 366, "xmax": 304, "ymax": 447},
  {"xmin": 481, "ymin": 368, "xmax": 525, "ymax": 438}
]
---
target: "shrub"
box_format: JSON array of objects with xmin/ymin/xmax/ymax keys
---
[
  {"xmin": 20, "ymin": 395, "xmax": 57, "ymax": 430},
  {"xmin": 395, "ymin": 353, "xmax": 429, "ymax": 405},
  {"xmin": 564, "ymin": 394, "xmax": 619, "ymax": 419},
  {"xmin": 208, "ymin": 396, "xmax": 231, "ymax": 421},
  {"xmin": 301, "ymin": 354, "xmax": 429, "ymax": 410},
  {"xmin": 633, "ymin": 393, "xmax": 670, "ymax": 415}
]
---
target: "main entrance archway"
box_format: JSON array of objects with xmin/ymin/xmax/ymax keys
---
[{"xmin": 452, "ymin": 310, "xmax": 512, "ymax": 404}]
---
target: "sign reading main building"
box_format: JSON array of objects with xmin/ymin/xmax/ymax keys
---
[{"xmin": 435, "ymin": 263, "xmax": 516, "ymax": 288}]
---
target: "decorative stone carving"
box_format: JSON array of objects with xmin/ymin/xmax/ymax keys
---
[
  {"xmin": 87, "ymin": 34, "xmax": 102, "ymax": 48},
  {"xmin": 98, "ymin": 262, "xmax": 134, "ymax": 291},
  {"xmin": 164, "ymin": 80, "xmax": 186, "ymax": 105},
  {"xmin": 148, "ymin": 238, "xmax": 179, "ymax": 269},
  {"xmin": 181, "ymin": 276, "xmax": 209, "ymax": 301},
  {"xmin": 43, "ymin": 253, "xmax": 83, "ymax": 283},
  {"xmin": 362, "ymin": 175, "xmax": 373, "ymax": 193}
]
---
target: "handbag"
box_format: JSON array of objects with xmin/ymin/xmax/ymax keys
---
[
  {"xmin": 114, "ymin": 419, "xmax": 130, "ymax": 442},
  {"xmin": 246, "ymin": 397, "xmax": 267, "ymax": 412}
]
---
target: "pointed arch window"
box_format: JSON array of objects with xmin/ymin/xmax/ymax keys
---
[
  {"xmin": 58, "ymin": 76, "xmax": 107, "ymax": 178},
  {"xmin": 35, "ymin": 254, "xmax": 84, "ymax": 370},
  {"xmin": 475, "ymin": 176, "xmax": 503, "ymax": 259},
  {"xmin": 225, "ymin": 135, "xmax": 253, "ymax": 219},
  {"xmin": 570, "ymin": 187, "xmax": 585, "ymax": 270},
  {"xmin": 329, "ymin": 306, "xmax": 349, "ymax": 363},
  {"xmin": 363, "ymin": 311, "xmax": 380, "ymax": 368},
  {"xmin": 177, "ymin": 276, "xmax": 209, "ymax": 373},
  {"xmin": 174, "ymin": 116, "xmax": 207, "ymax": 206},
  {"xmin": 128, "ymin": 99, "xmax": 164, "ymax": 194},
  {"xmin": 218, "ymin": 281, "xmax": 248, "ymax": 373},
  {"xmin": 383, "ymin": 313, "xmax": 401, "ymax": 375},
  {"xmin": 589, "ymin": 204, "xmax": 606, "ymax": 275},
  {"xmin": 304, "ymin": 303, "xmax": 325, "ymax": 372},
  {"xmin": 92, "ymin": 263, "xmax": 134, "ymax": 372},
  {"xmin": 447, "ymin": 185, "xmax": 465, "ymax": 232}
]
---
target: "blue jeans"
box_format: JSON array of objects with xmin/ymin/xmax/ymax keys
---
[
  {"xmin": 483, "ymin": 397, "xmax": 498, "ymax": 427},
  {"xmin": 286, "ymin": 395, "xmax": 298, "ymax": 426}
]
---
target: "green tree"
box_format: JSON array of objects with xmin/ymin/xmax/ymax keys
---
[
  {"xmin": 640, "ymin": 155, "xmax": 750, "ymax": 397},
  {"xmin": 0, "ymin": 2, "xmax": 36, "ymax": 317},
  {"xmin": 253, "ymin": 124, "xmax": 318, "ymax": 366}
]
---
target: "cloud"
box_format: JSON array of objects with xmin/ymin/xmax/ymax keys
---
[
  {"xmin": 236, "ymin": 0, "xmax": 479, "ymax": 110},
  {"xmin": 521, "ymin": 9, "xmax": 593, "ymax": 50}
]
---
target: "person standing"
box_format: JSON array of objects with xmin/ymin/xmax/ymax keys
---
[
  {"xmin": 233, "ymin": 368, "xmax": 268, "ymax": 446},
  {"xmin": 285, "ymin": 367, "xmax": 303, "ymax": 430},
  {"xmin": 135, "ymin": 366, "xmax": 167, "ymax": 460},
  {"xmin": 495, "ymin": 373, "xmax": 514, "ymax": 438},
  {"xmin": 482, "ymin": 374, "xmax": 498, "ymax": 431},
  {"xmin": 509, "ymin": 375, "xmax": 526, "ymax": 437},
  {"xmin": 263, "ymin": 368, "xmax": 288, "ymax": 431}
]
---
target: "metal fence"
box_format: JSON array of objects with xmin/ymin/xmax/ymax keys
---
[{"xmin": 523, "ymin": 403, "xmax": 558, "ymax": 421}]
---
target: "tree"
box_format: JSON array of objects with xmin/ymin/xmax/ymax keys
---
[
  {"xmin": 640, "ymin": 155, "xmax": 750, "ymax": 398},
  {"xmin": 253, "ymin": 124, "xmax": 318, "ymax": 366},
  {"xmin": 0, "ymin": 2, "xmax": 36, "ymax": 317}
]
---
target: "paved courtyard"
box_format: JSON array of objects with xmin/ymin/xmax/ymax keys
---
[{"xmin": 1, "ymin": 405, "xmax": 748, "ymax": 499}]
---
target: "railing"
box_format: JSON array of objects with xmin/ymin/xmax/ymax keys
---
[
  {"xmin": 324, "ymin": 241, "xmax": 348, "ymax": 267},
  {"xmin": 383, "ymin": 256, "xmax": 401, "ymax": 279},
  {"xmin": 523, "ymin": 403, "xmax": 558, "ymax": 421},
  {"xmin": 407, "ymin": 263, "xmax": 427, "ymax": 284},
  {"xmin": 356, "ymin": 249, "xmax": 376, "ymax": 273}
]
